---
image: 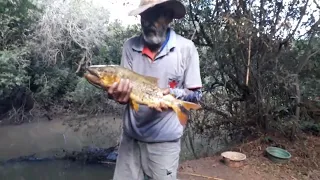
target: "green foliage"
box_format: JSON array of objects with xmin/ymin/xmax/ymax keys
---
[
  {"xmin": 31, "ymin": 66, "xmax": 78, "ymax": 103},
  {"xmin": 64, "ymin": 78, "xmax": 104, "ymax": 109},
  {"xmin": 0, "ymin": 0, "xmax": 40, "ymax": 49},
  {"xmin": 0, "ymin": 0, "xmax": 39, "ymax": 101},
  {"xmin": 0, "ymin": 0, "xmax": 139, "ymax": 122},
  {"xmin": 0, "ymin": 48, "xmax": 30, "ymax": 98},
  {"xmin": 92, "ymin": 21, "xmax": 140, "ymax": 65},
  {"xmin": 301, "ymin": 121, "xmax": 320, "ymax": 136},
  {"xmin": 297, "ymin": 39, "xmax": 320, "ymax": 99}
]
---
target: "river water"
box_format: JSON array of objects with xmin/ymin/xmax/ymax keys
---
[
  {"xmin": 0, "ymin": 114, "xmax": 227, "ymax": 180},
  {"xmin": 0, "ymin": 160, "xmax": 115, "ymax": 180}
]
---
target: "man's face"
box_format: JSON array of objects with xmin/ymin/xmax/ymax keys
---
[{"xmin": 140, "ymin": 6, "xmax": 173, "ymax": 46}]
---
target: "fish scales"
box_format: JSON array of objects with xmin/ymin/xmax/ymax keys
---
[
  {"xmin": 120, "ymin": 70, "xmax": 164, "ymax": 105},
  {"xmin": 118, "ymin": 71, "xmax": 163, "ymax": 105},
  {"xmin": 83, "ymin": 65, "xmax": 202, "ymax": 126},
  {"xmin": 131, "ymin": 82, "xmax": 164, "ymax": 105}
]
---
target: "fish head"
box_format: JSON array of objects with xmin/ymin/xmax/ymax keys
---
[{"xmin": 84, "ymin": 65, "xmax": 120, "ymax": 88}]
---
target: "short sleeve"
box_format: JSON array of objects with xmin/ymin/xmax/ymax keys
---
[
  {"xmin": 107, "ymin": 40, "xmax": 132, "ymax": 100},
  {"xmin": 183, "ymin": 42, "xmax": 202, "ymax": 89},
  {"xmin": 120, "ymin": 40, "xmax": 132, "ymax": 70}
]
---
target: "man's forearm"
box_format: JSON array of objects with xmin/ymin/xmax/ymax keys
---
[{"xmin": 169, "ymin": 88, "xmax": 202, "ymax": 103}]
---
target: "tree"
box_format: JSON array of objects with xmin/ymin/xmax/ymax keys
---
[{"xmin": 173, "ymin": 0, "xmax": 320, "ymax": 142}]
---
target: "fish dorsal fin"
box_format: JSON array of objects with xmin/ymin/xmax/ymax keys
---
[{"xmin": 143, "ymin": 75, "xmax": 159, "ymax": 85}]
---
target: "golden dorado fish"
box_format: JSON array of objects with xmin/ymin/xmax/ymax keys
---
[{"xmin": 83, "ymin": 65, "xmax": 202, "ymax": 126}]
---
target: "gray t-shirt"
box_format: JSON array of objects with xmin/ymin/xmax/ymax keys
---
[{"xmin": 119, "ymin": 28, "xmax": 202, "ymax": 143}]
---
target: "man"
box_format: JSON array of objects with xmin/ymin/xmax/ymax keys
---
[{"xmin": 107, "ymin": 0, "xmax": 202, "ymax": 179}]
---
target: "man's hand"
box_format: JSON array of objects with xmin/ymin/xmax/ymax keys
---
[
  {"xmin": 108, "ymin": 79, "xmax": 133, "ymax": 104},
  {"xmin": 162, "ymin": 88, "xmax": 170, "ymax": 95},
  {"xmin": 152, "ymin": 88, "xmax": 170, "ymax": 112}
]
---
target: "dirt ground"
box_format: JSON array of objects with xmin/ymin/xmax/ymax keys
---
[{"xmin": 177, "ymin": 133, "xmax": 320, "ymax": 180}]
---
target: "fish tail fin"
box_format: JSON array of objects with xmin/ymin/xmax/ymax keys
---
[
  {"xmin": 171, "ymin": 101, "xmax": 202, "ymax": 126},
  {"xmin": 163, "ymin": 94, "xmax": 202, "ymax": 126},
  {"xmin": 179, "ymin": 101, "xmax": 202, "ymax": 111},
  {"xmin": 171, "ymin": 105, "xmax": 189, "ymax": 126}
]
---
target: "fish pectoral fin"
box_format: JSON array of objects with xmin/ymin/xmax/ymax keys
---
[
  {"xmin": 130, "ymin": 100, "xmax": 139, "ymax": 112},
  {"xmin": 147, "ymin": 103, "xmax": 161, "ymax": 111},
  {"xmin": 143, "ymin": 75, "xmax": 159, "ymax": 85}
]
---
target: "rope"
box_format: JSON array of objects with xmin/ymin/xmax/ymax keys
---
[{"xmin": 178, "ymin": 172, "xmax": 224, "ymax": 180}]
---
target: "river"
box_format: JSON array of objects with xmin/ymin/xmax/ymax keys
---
[{"xmin": 0, "ymin": 113, "xmax": 228, "ymax": 179}]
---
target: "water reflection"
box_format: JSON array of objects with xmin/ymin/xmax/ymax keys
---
[{"xmin": 0, "ymin": 160, "xmax": 114, "ymax": 180}]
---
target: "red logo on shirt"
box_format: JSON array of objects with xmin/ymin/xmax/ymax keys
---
[{"xmin": 168, "ymin": 80, "xmax": 177, "ymax": 88}]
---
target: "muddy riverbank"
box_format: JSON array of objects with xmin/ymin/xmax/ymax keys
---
[
  {"xmin": 0, "ymin": 114, "xmax": 122, "ymax": 161},
  {"xmin": 0, "ymin": 113, "xmax": 228, "ymax": 160},
  {"xmin": 0, "ymin": 113, "xmax": 229, "ymax": 179}
]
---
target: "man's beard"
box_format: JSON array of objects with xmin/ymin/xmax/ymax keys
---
[{"xmin": 141, "ymin": 24, "xmax": 168, "ymax": 51}]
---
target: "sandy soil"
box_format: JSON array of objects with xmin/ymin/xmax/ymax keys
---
[{"xmin": 177, "ymin": 133, "xmax": 320, "ymax": 180}]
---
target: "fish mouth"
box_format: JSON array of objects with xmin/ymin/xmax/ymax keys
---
[
  {"xmin": 84, "ymin": 64, "xmax": 117, "ymax": 90},
  {"xmin": 84, "ymin": 73, "xmax": 101, "ymax": 87},
  {"xmin": 84, "ymin": 66, "xmax": 103, "ymax": 89},
  {"xmin": 85, "ymin": 64, "xmax": 112, "ymax": 78},
  {"xmin": 86, "ymin": 66, "xmax": 101, "ymax": 78}
]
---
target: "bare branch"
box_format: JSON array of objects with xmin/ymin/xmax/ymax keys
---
[
  {"xmin": 313, "ymin": 0, "xmax": 320, "ymax": 9},
  {"xmin": 30, "ymin": 0, "xmax": 110, "ymax": 66}
]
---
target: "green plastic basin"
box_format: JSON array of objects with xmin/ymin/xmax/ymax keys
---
[{"xmin": 265, "ymin": 146, "xmax": 291, "ymax": 164}]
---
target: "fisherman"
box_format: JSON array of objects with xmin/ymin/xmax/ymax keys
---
[{"xmin": 107, "ymin": 0, "xmax": 202, "ymax": 179}]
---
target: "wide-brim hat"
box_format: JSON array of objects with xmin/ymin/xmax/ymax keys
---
[{"xmin": 128, "ymin": 0, "xmax": 186, "ymax": 19}]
